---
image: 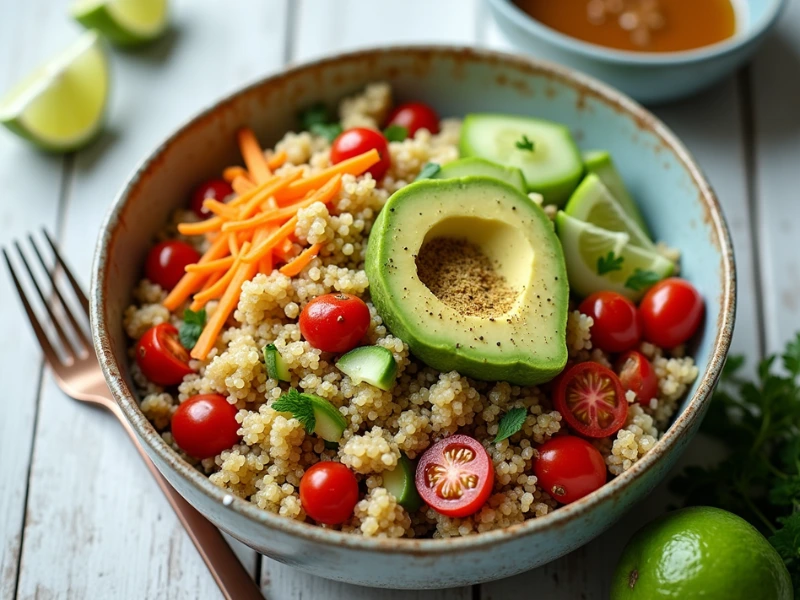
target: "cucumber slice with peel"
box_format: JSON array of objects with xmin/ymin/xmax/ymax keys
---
[
  {"xmin": 583, "ymin": 150, "xmax": 650, "ymax": 236},
  {"xmin": 435, "ymin": 157, "xmax": 526, "ymax": 193},
  {"xmin": 383, "ymin": 453, "xmax": 422, "ymax": 512},
  {"xmin": 336, "ymin": 346, "xmax": 397, "ymax": 391},
  {"xmin": 263, "ymin": 343, "xmax": 291, "ymax": 382},
  {"xmin": 272, "ymin": 389, "xmax": 347, "ymax": 443}
]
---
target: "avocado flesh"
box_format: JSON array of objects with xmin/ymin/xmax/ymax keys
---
[
  {"xmin": 435, "ymin": 157, "xmax": 527, "ymax": 194},
  {"xmin": 366, "ymin": 177, "xmax": 569, "ymax": 385}
]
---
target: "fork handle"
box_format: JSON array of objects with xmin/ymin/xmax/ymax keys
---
[{"xmin": 111, "ymin": 405, "xmax": 265, "ymax": 600}]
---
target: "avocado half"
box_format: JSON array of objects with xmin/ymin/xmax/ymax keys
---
[{"xmin": 365, "ymin": 176, "xmax": 569, "ymax": 385}]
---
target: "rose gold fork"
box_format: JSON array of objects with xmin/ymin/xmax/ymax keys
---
[{"xmin": 3, "ymin": 231, "xmax": 264, "ymax": 600}]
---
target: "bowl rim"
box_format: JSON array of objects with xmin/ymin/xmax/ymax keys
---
[
  {"xmin": 92, "ymin": 44, "xmax": 736, "ymax": 556},
  {"xmin": 487, "ymin": 0, "xmax": 788, "ymax": 65}
]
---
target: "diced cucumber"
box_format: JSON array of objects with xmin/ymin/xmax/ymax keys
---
[
  {"xmin": 434, "ymin": 157, "xmax": 527, "ymax": 193},
  {"xmin": 383, "ymin": 453, "xmax": 422, "ymax": 512},
  {"xmin": 565, "ymin": 174, "xmax": 655, "ymax": 250},
  {"xmin": 263, "ymin": 343, "xmax": 291, "ymax": 382},
  {"xmin": 308, "ymin": 395, "xmax": 348, "ymax": 443},
  {"xmin": 460, "ymin": 113, "xmax": 584, "ymax": 206},
  {"xmin": 336, "ymin": 346, "xmax": 398, "ymax": 391},
  {"xmin": 583, "ymin": 150, "xmax": 650, "ymax": 236}
]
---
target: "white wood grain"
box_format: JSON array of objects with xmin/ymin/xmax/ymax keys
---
[{"xmin": 13, "ymin": 2, "xmax": 287, "ymax": 598}]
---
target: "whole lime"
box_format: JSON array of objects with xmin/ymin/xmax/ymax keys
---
[{"xmin": 610, "ymin": 506, "xmax": 792, "ymax": 599}]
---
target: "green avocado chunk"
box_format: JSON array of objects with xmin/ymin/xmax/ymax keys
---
[
  {"xmin": 366, "ymin": 176, "xmax": 569, "ymax": 385},
  {"xmin": 434, "ymin": 157, "xmax": 527, "ymax": 194},
  {"xmin": 583, "ymin": 150, "xmax": 650, "ymax": 237}
]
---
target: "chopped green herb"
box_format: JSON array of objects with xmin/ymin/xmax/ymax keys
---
[
  {"xmin": 309, "ymin": 122, "xmax": 343, "ymax": 143},
  {"xmin": 515, "ymin": 134, "xmax": 535, "ymax": 152},
  {"xmin": 179, "ymin": 308, "xmax": 206, "ymax": 350},
  {"xmin": 415, "ymin": 162, "xmax": 441, "ymax": 181},
  {"xmin": 298, "ymin": 103, "xmax": 330, "ymax": 130},
  {"xmin": 272, "ymin": 388, "xmax": 316, "ymax": 434},
  {"xmin": 597, "ymin": 251, "xmax": 624, "ymax": 275},
  {"xmin": 625, "ymin": 268, "xmax": 662, "ymax": 291},
  {"xmin": 494, "ymin": 407, "xmax": 527, "ymax": 443},
  {"xmin": 384, "ymin": 125, "xmax": 408, "ymax": 142}
]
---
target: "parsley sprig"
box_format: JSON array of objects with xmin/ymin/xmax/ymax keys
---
[
  {"xmin": 384, "ymin": 125, "xmax": 408, "ymax": 142},
  {"xmin": 272, "ymin": 388, "xmax": 316, "ymax": 434},
  {"xmin": 515, "ymin": 134, "xmax": 535, "ymax": 152},
  {"xmin": 495, "ymin": 407, "xmax": 527, "ymax": 443},
  {"xmin": 597, "ymin": 251, "xmax": 624, "ymax": 275},
  {"xmin": 415, "ymin": 162, "xmax": 441, "ymax": 181},
  {"xmin": 298, "ymin": 103, "xmax": 343, "ymax": 143},
  {"xmin": 625, "ymin": 268, "xmax": 661, "ymax": 291},
  {"xmin": 179, "ymin": 308, "xmax": 206, "ymax": 350}
]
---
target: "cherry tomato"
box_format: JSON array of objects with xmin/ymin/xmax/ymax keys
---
[
  {"xmin": 415, "ymin": 434, "xmax": 494, "ymax": 518},
  {"xmin": 554, "ymin": 362, "xmax": 628, "ymax": 438},
  {"xmin": 144, "ymin": 240, "xmax": 200, "ymax": 291},
  {"xmin": 639, "ymin": 278, "xmax": 704, "ymax": 348},
  {"xmin": 300, "ymin": 462, "xmax": 359, "ymax": 525},
  {"xmin": 534, "ymin": 436, "xmax": 607, "ymax": 504},
  {"xmin": 190, "ymin": 178, "xmax": 234, "ymax": 219},
  {"xmin": 385, "ymin": 101, "xmax": 440, "ymax": 137},
  {"xmin": 136, "ymin": 323, "xmax": 195, "ymax": 386},
  {"xmin": 579, "ymin": 291, "xmax": 642, "ymax": 353},
  {"xmin": 171, "ymin": 394, "xmax": 241, "ymax": 459},
  {"xmin": 616, "ymin": 351, "xmax": 658, "ymax": 404},
  {"xmin": 299, "ymin": 293, "xmax": 370, "ymax": 353},
  {"xmin": 330, "ymin": 128, "xmax": 391, "ymax": 180}
]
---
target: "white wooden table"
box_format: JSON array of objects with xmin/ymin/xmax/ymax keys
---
[{"xmin": 1, "ymin": 1, "xmax": 797, "ymax": 598}]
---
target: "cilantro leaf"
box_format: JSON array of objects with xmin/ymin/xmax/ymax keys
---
[
  {"xmin": 309, "ymin": 122, "xmax": 343, "ymax": 143},
  {"xmin": 384, "ymin": 125, "xmax": 408, "ymax": 142},
  {"xmin": 515, "ymin": 134, "xmax": 535, "ymax": 152},
  {"xmin": 298, "ymin": 103, "xmax": 330, "ymax": 130},
  {"xmin": 179, "ymin": 308, "xmax": 206, "ymax": 350},
  {"xmin": 494, "ymin": 407, "xmax": 527, "ymax": 443},
  {"xmin": 625, "ymin": 268, "xmax": 661, "ymax": 291},
  {"xmin": 415, "ymin": 162, "xmax": 441, "ymax": 181},
  {"xmin": 272, "ymin": 388, "xmax": 316, "ymax": 434},
  {"xmin": 597, "ymin": 251, "xmax": 624, "ymax": 275}
]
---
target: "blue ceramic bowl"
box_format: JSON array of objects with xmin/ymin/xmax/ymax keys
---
[
  {"xmin": 92, "ymin": 46, "xmax": 735, "ymax": 589},
  {"xmin": 486, "ymin": 0, "xmax": 787, "ymax": 104}
]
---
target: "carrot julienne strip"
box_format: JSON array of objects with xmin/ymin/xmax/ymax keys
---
[
  {"xmin": 238, "ymin": 128, "xmax": 272, "ymax": 184},
  {"xmin": 178, "ymin": 216, "xmax": 224, "ymax": 236},
  {"xmin": 266, "ymin": 150, "xmax": 287, "ymax": 170},
  {"xmin": 232, "ymin": 176, "xmax": 255, "ymax": 195},
  {"xmin": 275, "ymin": 149, "xmax": 379, "ymax": 204},
  {"xmin": 279, "ymin": 243, "xmax": 322, "ymax": 277},
  {"xmin": 185, "ymin": 256, "xmax": 235, "ymax": 274},
  {"xmin": 163, "ymin": 234, "xmax": 230, "ymax": 310},
  {"xmin": 203, "ymin": 198, "xmax": 239, "ymax": 219},
  {"xmin": 238, "ymin": 171, "xmax": 303, "ymax": 220},
  {"xmin": 243, "ymin": 217, "xmax": 298, "ymax": 263},
  {"xmin": 223, "ymin": 166, "xmax": 250, "ymax": 183}
]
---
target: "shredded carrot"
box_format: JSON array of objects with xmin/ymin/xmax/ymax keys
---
[
  {"xmin": 238, "ymin": 128, "xmax": 271, "ymax": 184},
  {"xmin": 243, "ymin": 217, "xmax": 298, "ymax": 263},
  {"xmin": 275, "ymin": 149, "xmax": 379, "ymax": 204},
  {"xmin": 274, "ymin": 238, "xmax": 297, "ymax": 263},
  {"xmin": 202, "ymin": 198, "xmax": 239, "ymax": 220},
  {"xmin": 228, "ymin": 233, "xmax": 240, "ymax": 257},
  {"xmin": 232, "ymin": 175, "xmax": 255, "ymax": 195},
  {"xmin": 163, "ymin": 234, "xmax": 230, "ymax": 310},
  {"xmin": 237, "ymin": 171, "xmax": 303, "ymax": 220},
  {"xmin": 279, "ymin": 243, "xmax": 322, "ymax": 277},
  {"xmin": 258, "ymin": 254, "xmax": 274, "ymax": 275},
  {"xmin": 185, "ymin": 256, "xmax": 235, "ymax": 274},
  {"xmin": 266, "ymin": 150, "xmax": 287, "ymax": 170},
  {"xmin": 178, "ymin": 216, "xmax": 224, "ymax": 236},
  {"xmin": 223, "ymin": 166, "xmax": 250, "ymax": 183}
]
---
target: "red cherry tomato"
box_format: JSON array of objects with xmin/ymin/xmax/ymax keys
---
[
  {"xmin": 190, "ymin": 178, "xmax": 234, "ymax": 219},
  {"xmin": 534, "ymin": 436, "xmax": 607, "ymax": 504},
  {"xmin": 385, "ymin": 102, "xmax": 440, "ymax": 137},
  {"xmin": 299, "ymin": 293, "xmax": 370, "ymax": 353},
  {"xmin": 300, "ymin": 462, "xmax": 359, "ymax": 525},
  {"xmin": 144, "ymin": 240, "xmax": 200, "ymax": 291},
  {"xmin": 554, "ymin": 362, "xmax": 628, "ymax": 439},
  {"xmin": 136, "ymin": 323, "xmax": 195, "ymax": 386},
  {"xmin": 616, "ymin": 351, "xmax": 658, "ymax": 404},
  {"xmin": 330, "ymin": 128, "xmax": 391, "ymax": 180},
  {"xmin": 415, "ymin": 434, "xmax": 494, "ymax": 518},
  {"xmin": 639, "ymin": 278, "xmax": 704, "ymax": 348},
  {"xmin": 579, "ymin": 291, "xmax": 642, "ymax": 353},
  {"xmin": 171, "ymin": 394, "xmax": 240, "ymax": 459}
]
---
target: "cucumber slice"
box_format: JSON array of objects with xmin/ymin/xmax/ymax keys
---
[
  {"xmin": 583, "ymin": 150, "xmax": 650, "ymax": 236},
  {"xmin": 383, "ymin": 453, "xmax": 422, "ymax": 512},
  {"xmin": 435, "ymin": 157, "xmax": 526, "ymax": 193},
  {"xmin": 308, "ymin": 395, "xmax": 347, "ymax": 443},
  {"xmin": 565, "ymin": 174, "xmax": 655, "ymax": 251},
  {"xmin": 336, "ymin": 346, "xmax": 397, "ymax": 391},
  {"xmin": 556, "ymin": 211, "xmax": 674, "ymax": 301},
  {"xmin": 263, "ymin": 343, "xmax": 291, "ymax": 382},
  {"xmin": 460, "ymin": 113, "xmax": 584, "ymax": 206}
]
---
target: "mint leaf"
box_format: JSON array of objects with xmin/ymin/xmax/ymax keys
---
[
  {"xmin": 309, "ymin": 122, "xmax": 342, "ymax": 143},
  {"xmin": 495, "ymin": 407, "xmax": 527, "ymax": 443},
  {"xmin": 415, "ymin": 162, "xmax": 440, "ymax": 181},
  {"xmin": 384, "ymin": 125, "xmax": 408, "ymax": 142},
  {"xmin": 179, "ymin": 308, "xmax": 206, "ymax": 350},
  {"xmin": 299, "ymin": 103, "xmax": 330, "ymax": 130},
  {"xmin": 597, "ymin": 251, "xmax": 624, "ymax": 275},
  {"xmin": 272, "ymin": 388, "xmax": 316, "ymax": 434},
  {"xmin": 515, "ymin": 134, "xmax": 535, "ymax": 152},
  {"xmin": 625, "ymin": 268, "xmax": 661, "ymax": 291}
]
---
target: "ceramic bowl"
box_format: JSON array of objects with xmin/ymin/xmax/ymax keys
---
[
  {"xmin": 486, "ymin": 0, "xmax": 788, "ymax": 104},
  {"xmin": 91, "ymin": 46, "xmax": 735, "ymax": 589}
]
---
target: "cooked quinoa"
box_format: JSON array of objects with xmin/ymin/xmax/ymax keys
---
[{"xmin": 124, "ymin": 83, "xmax": 699, "ymax": 538}]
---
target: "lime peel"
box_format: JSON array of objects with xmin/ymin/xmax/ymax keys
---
[{"xmin": 71, "ymin": 0, "xmax": 169, "ymax": 46}]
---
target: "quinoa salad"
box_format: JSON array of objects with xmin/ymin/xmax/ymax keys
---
[{"xmin": 124, "ymin": 83, "xmax": 701, "ymax": 539}]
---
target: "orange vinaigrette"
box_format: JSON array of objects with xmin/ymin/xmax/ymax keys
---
[{"xmin": 515, "ymin": 0, "xmax": 737, "ymax": 53}]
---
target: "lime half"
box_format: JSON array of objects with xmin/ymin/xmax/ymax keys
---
[
  {"xmin": 556, "ymin": 211, "xmax": 673, "ymax": 300},
  {"xmin": 72, "ymin": 0, "xmax": 169, "ymax": 46},
  {"xmin": 0, "ymin": 31, "xmax": 109, "ymax": 152}
]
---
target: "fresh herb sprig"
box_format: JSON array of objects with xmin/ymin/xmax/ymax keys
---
[
  {"xmin": 384, "ymin": 125, "xmax": 408, "ymax": 142},
  {"xmin": 515, "ymin": 134, "xmax": 535, "ymax": 152},
  {"xmin": 298, "ymin": 103, "xmax": 343, "ymax": 143},
  {"xmin": 495, "ymin": 407, "xmax": 528, "ymax": 443},
  {"xmin": 415, "ymin": 162, "xmax": 441, "ymax": 181},
  {"xmin": 179, "ymin": 308, "xmax": 206, "ymax": 349},
  {"xmin": 597, "ymin": 251, "xmax": 624, "ymax": 275},
  {"xmin": 625, "ymin": 268, "xmax": 661, "ymax": 291},
  {"xmin": 272, "ymin": 388, "xmax": 316, "ymax": 434}
]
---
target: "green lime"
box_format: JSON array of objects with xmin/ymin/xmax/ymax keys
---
[
  {"xmin": 556, "ymin": 211, "xmax": 673, "ymax": 301},
  {"xmin": 0, "ymin": 31, "xmax": 109, "ymax": 152},
  {"xmin": 71, "ymin": 0, "xmax": 169, "ymax": 47},
  {"xmin": 611, "ymin": 507, "xmax": 793, "ymax": 600}
]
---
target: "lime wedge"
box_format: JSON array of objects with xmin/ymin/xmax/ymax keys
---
[
  {"xmin": 0, "ymin": 32, "xmax": 109, "ymax": 152},
  {"xmin": 556, "ymin": 211, "xmax": 673, "ymax": 301},
  {"xmin": 71, "ymin": 0, "xmax": 169, "ymax": 46},
  {"xmin": 565, "ymin": 173, "xmax": 655, "ymax": 250}
]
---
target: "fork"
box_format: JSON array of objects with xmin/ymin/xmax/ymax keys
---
[{"xmin": 4, "ymin": 231, "xmax": 264, "ymax": 600}]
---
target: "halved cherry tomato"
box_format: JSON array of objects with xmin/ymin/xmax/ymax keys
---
[
  {"xmin": 300, "ymin": 462, "xmax": 359, "ymax": 525},
  {"xmin": 639, "ymin": 278, "xmax": 704, "ymax": 348},
  {"xmin": 579, "ymin": 291, "xmax": 642, "ymax": 353},
  {"xmin": 616, "ymin": 351, "xmax": 658, "ymax": 404},
  {"xmin": 554, "ymin": 362, "xmax": 628, "ymax": 438},
  {"xmin": 136, "ymin": 323, "xmax": 195, "ymax": 386},
  {"xmin": 385, "ymin": 101, "xmax": 440, "ymax": 137},
  {"xmin": 330, "ymin": 128, "xmax": 391, "ymax": 180},
  {"xmin": 534, "ymin": 435, "xmax": 607, "ymax": 504},
  {"xmin": 190, "ymin": 178, "xmax": 234, "ymax": 219},
  {"xmin": 144, "ymin": 240, "xmax": 200, "ymax": 291},
  {"xmin": 299, "ymin": 293, "xmax": 370, "ymax": 353},
  {"xmin": 171, "ymin": 394, "xmax": 240, "ymax": 459},
  {"xmin": 415, "ymin": 434, "xmax": 494, "ymax": 518}
]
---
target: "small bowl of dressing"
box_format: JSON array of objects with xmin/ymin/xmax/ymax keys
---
[{"xmin": 486, "ymin": 0, "xmax": 788, "ymax": 104}]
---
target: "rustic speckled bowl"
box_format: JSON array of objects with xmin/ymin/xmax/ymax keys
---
[{"xmin": 91, "ymin": 46, "xmax": 735, "ymax": 589}]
